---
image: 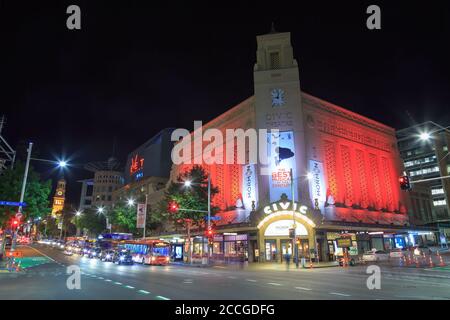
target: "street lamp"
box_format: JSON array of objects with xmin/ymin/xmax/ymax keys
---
[
  {"xmin": 10, "ymin": 142, "xmax": 69, "ymax": 251},
  {"xmin": 127, "ymin": 198, "xmax": 135, "ymax": 207},
  {"xmin": 181, "ymin": 175, "xmax": 211, "ymax": 265},
  {"xmin": 75, "ymin": 211, "xmax": 82, "ymax": 217},
  {"xmin": 419, "ymin": 132, "xmax": 431, "ymax": 141},
  {"xmin": 97, "ymin": 206, "xmax": 111, "ymax": 234}
]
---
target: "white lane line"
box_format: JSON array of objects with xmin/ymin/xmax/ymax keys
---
[
  {"xmin": 98, "ymin": 277, "xmax": 104, "ymax": 280},
  {"xmin": 138, "ymin": 290, "xmax": 151, "ymax": 294},
  {"xmin": 125, "ymin": 285, "xmax": 135, "ymax": 289},
  {"xmin": 156, "ymin": 295, "xmax": 170, "ymax": 300},
  {"xmin": 295, "ymin": 287, "xmax": 312, "ymax": 291},
  {"xmin": 246, "ymin": 279, "xmax": 257, "ymax": 282},
  {"xmin": 114, "ymin": 282, "xmax": 123, "ymax": 285},
  {"xmin": 267, "ymin": 282, "xmax": 282, "ymax": 286},
  {"xmin": 104, "ymin": 279, "xmax": 112, "ymax": 282},
  {"xmin": 228, "ymin": 276, "xmax": 237, "ymax": 279},
  {"xmin": 25, "ymin": 246, "xmax": 56, "ymax": 262},
  {"xmin": 329, "ymin": 292, "xmax": 351, "ymax": 297}
]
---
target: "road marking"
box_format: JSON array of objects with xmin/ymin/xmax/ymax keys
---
[
  {"xmin": 246, "ymin": 279, "xmax": 257, "ymax": 282},
  {"xmin": 295, "ymin": 287, "xmax": 312, "ymax": 291},
  {"xmin": 138, "ymin": 290, "xmax": 151, "ymax": 294},
  {"xmin": 114, "ymin": 282, "xmax": 122, "ymax": 285},
  {"xmin": 98, "ymin": 277, "xmax": 104, "ymax": 280},
  {"xmin": 228, "ymin": 276, "xmax": 237, "ymax": 279},
  {"xmin": 104, "ymin": 279, "xmax": 112, "ymax": 282},
  {"xmin": 156, "ymin": 295, "xmax": 170, "ymax": 300},
  {"xmin": 25, "ymin": 246, "xmax": 56, "ymax": 262},
  {"xmin": 267, "ymin": 282, "xmax": 282, "ymax": 286},
  {"xmin": 213, "ymin": 266, "xmax": 226, "ymax": 269},
  {"xmin": 125, "ymin": 285, "xmax": 135, "ymax": 289},
  {"xmin": 329, "ymin": 292, "xmax": 351, "ymax": 297}
]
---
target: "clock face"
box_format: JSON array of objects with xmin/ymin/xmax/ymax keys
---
[
  {"xmin": 57, "ymin": 191, "xmax": 63, "ymax": 196},
  {"xmin": 271, "ymin": 88, "xmax": 285, "ymax": 107}
]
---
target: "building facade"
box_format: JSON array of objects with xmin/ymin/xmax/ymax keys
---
[
  {"xmin": 77, "ymin": 178, "xmax": 94, "ymax": 211},
  {"xmin": 397, "ymin": 121, "xmax": 450, "ymax": 242},
  {"xmin": 51, "ymin": 178, "xmax": 66, "ymax": 216},
  {"xmin": 160, "ymin": 29, "xmax": 435, "ymax": 263}
]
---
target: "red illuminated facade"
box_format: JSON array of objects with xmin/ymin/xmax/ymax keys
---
[{"xmin": 163, "ymin": 29, "xmax": 432, "ymax": 264}]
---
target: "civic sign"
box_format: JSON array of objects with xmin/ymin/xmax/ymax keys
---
[
  {"xmin": 0, "ymin": 201, "xmax": 27, "ymax": 207},
  {"xmin": 263, "ymin": 200, "xmax": 308, "ymax": 215}
]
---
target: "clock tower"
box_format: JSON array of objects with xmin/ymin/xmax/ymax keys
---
[
  {"xmin": 253, "ymin": 27, "xmax": 309, "ymax": 204},
  {"xmin": 51, "ymin": 178, "xmax": 66, "ymax": 216}
]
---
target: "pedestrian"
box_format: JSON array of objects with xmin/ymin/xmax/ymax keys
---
[{"xmin": 285, "ymin": 253, "xmax": 291, "ymax": 270}]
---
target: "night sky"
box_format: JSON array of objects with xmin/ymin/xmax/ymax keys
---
[{"xmin": 1, "ymin": 1, "xmax": 450, "ymax": 205}]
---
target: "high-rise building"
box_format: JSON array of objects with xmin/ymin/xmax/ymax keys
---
[
  {"xmin": 84, "ymin": 157, "xmax": 124, "ymax": 209},
  {"xmin": 77, "ymin": 178, "xmax": 94, "ymax": 211},
  {"xmin": 51, "ymin": 178, "xmax": 66, "ymax": 216},
  {"xmin": 397, "ymin": 121, "xmax": 450, "ymax": 241}
]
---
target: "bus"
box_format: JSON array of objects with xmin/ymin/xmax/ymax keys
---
[{"xmin": 121, "ymin": 240, "xmax": 171, "ymax": 265}]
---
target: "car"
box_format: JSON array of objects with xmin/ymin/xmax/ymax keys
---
[
  {"xmin": 63, "ymin": 248, "xmax": 74, "ymax": 255},
  {"xmin": 389, "ymin": 248, "xmax": 405, "ymax": 259},
  {"xmin": 88, "ymin": 247, "xmax": 102, "ymax": 259},
  {"xmin": 100, "ymin": 249, "xmax": 115, "ymax": 262},
  {"xmin": 113, "ymin": 249, "xmax": 133, "ymax": 265},
  {"xmin": 362, "ymin": 250, "xmax": 390, "ymax": 262},
  {"xmin": 413, "ymin": 245, "xmax": 432, "ymax": 256},
  {"xmin": 80, "ymin": 246, "xmax": 91, "ymax": 256}
]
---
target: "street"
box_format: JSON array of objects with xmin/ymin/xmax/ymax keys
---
[{"xmin": 1, "ymin": 244, "xmax": 450, "ymax": 300}]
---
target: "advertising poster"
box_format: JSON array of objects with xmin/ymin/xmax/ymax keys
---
[
  {"xmin": 242, "ymin": 163, "xmax": 258, "ymax": 211},
  {"xmin": 267, "ymin": 131, "xmax": 298, "ymax": 202},
  {"xmin": 136, "ymin": 203, "xmax": 146, "ymax": 228},
  {"xmin": 308, "ymin": 160, "xmax": 326, "ymax": 211}
]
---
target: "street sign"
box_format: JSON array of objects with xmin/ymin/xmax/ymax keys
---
[
  {"xmin": 204, "ymin": 216, "xmax": 221, "ymax": 221},
  {"xmin": 0, "ymin": 201, "xmax": 27, "ymax": 207},
  {"xmin": 336, "ymin": 238, "xmax": 352, "ymax": 248}
]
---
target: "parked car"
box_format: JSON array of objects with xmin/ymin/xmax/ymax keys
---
[
  {"xmin": 100, "ymin": 249, "xmax": 115, "ymax": 262},
  {"xmin": 362, "ymin": 250, "xmax": 390, "ymax": 262},
  {"xmin": 389, "ymin": 248, "xmax": 405, "ymax": 259},
  {"xmin": 113, "ymin": 249, "xmax": 133, "ymax": 265}
]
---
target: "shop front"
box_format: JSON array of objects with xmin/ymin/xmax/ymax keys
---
[{"xmin": 256, "ymin": 201, "xmax": 318, "ymax": 263}]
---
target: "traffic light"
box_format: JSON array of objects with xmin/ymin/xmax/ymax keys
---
[
  {"xmin": 168, "ymin": 201, "xmax": 179, "ymax": 213},
  {"xmin": 399, "ymin": 175, "xmax": 412, "ymax": 191},
  {"xmin": 206, "ymin": 227, "xmax": 214, "ymax": 245},
  {"xmin": 10, "ymin": 218, "xmax": 20, "ymax": 229}
]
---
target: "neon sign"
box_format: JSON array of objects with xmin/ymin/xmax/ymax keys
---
[{"xmin": 130, "ymin": 154, "xmax": 144, "ymax": 175}]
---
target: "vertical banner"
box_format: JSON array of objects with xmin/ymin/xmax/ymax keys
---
[
  {"xmin": 242, "ymin": 163, "xmax": 258, "ymax": 211},
  {"xmin": 136, "ymin": 203, "xmax": 146, "ymax": 228},
  {"xmin": 267, "ymin": 131, "xmax": 298, "ymax": 202},
  {"xmin": 309, "ymin": 160, "xmax": 326, "ymax": 211}
]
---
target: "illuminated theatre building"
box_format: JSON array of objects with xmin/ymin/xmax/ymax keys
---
[{"xmin": 166, "ymin": 30, "xmax": 433, "ymax": 263}]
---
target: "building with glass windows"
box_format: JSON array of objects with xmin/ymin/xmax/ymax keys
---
[
  {"xmin": 158, "ymin": 29, "xmax": 437, "ymax": 263},
  {"xmin": 397, "ymin": 122, "xmax": 450, "ymax": 243}
]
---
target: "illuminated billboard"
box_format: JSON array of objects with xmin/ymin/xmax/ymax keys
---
[{"xmin": 267, "ymin": 131, "xmax": 298, "ymax": 202}]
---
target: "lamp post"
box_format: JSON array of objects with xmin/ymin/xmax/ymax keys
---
[
  {"xmin": 11, "ymin": 142, "xmax": 68, "ymax": 251},
  {"xmin": 97, "ymin": 206, "xmax": 111, "ymax": 234},
  {"xmin": 289, "ymin": 169, "xmax": 313, "ymax": 268},
  {"xmin": 181, "ymin": 174, "xmax": 211, "ymax": 265}
]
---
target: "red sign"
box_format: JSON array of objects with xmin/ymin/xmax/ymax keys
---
[{"xmin": 130, "ymin": 154, "xmax": 144, "ymax": 175}]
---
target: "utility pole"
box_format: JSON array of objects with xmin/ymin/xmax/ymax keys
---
[
  {"xmin": 206, "ymin": 174, "xmax": 211, "ymax": 264},
  {"xmin": 142, "ymin": 194, "xmax": 148, "ymax": 239},
  {"xmin": 290, "ymin": 168, "xmax": 299, "ymax": 268},
  {"xmin": 11, "ymin": 142, "xmax": 32, "ymax": 251}
]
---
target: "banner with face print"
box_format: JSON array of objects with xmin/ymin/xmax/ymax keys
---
[{"xmin": 267, "ymin": 131, "xmax": 298, "ymax": 202}]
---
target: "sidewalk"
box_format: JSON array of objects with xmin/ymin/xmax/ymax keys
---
[{"xmin": 170, "ymin": 260, "xmax": 339, "ymax": 270}]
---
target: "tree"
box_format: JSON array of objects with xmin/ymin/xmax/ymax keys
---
[
  {"xmin": 73, "ymin": 208, "xmax": 106, "ymax": 237},
  {"xmin": 156, "ymin": 165, "xmax": 219, "ymax": 262},
  {"xmin": 162, "ymin": 165, "xmax": 219, "ymax": 229},
  {"xmin": 0, "ymin": 161, "xmax": 51, "ymax": 227},
  {"xmin": 109, "ymin": 200, "xmax": 138, "ymax": 234}
]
